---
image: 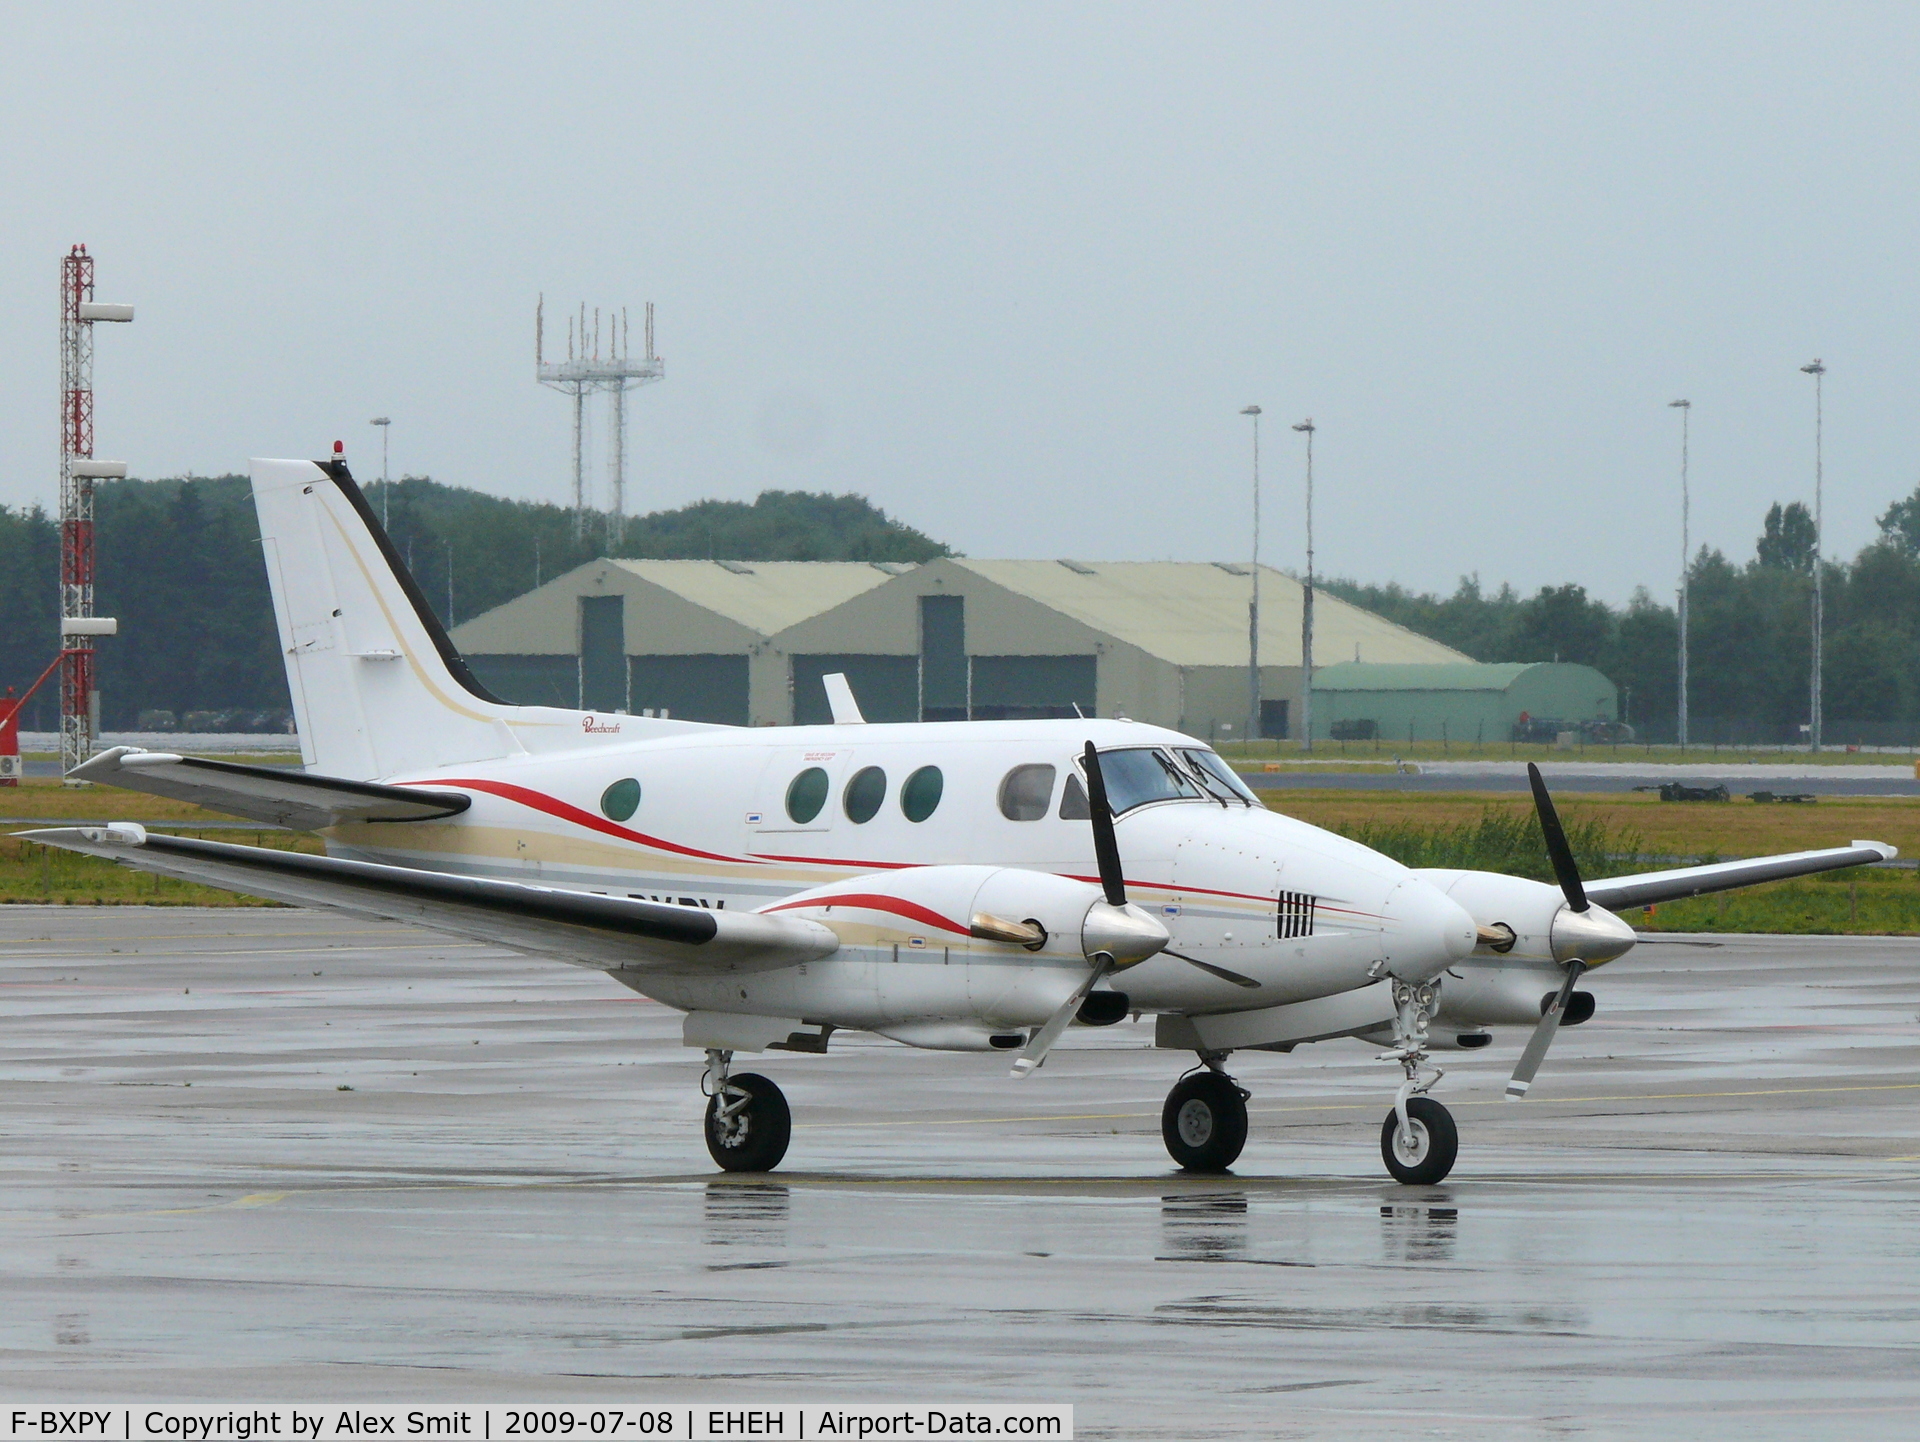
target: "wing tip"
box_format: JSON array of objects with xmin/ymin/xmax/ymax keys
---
[{"xmin": 1854, "ymin": 840, "xmax": 1899, "ymax": 861}]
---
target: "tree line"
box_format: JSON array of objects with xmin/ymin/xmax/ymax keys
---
[
  {"xmin": 7, "ymin": 469, "xmax": 1918, "ymax": 746},
  {"xmin": 1323, "ymin": 490, "xmax": 1920, "ymax": 744},
  {"xmin": 0, "ymin": 476, "xmax": 952, "ymax": 731}
]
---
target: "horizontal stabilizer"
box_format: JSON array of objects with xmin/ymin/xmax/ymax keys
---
[
  {"xmin": 14, "ymin": 825, "xmax": 838, "ymax": 974},
  {"xmin": 66, "ymin": 746, "xmax": 472, "ymax": 830},
  {"xmin": 1585, "ymin": 840, "xmax": 1898, "ymax": 911}
]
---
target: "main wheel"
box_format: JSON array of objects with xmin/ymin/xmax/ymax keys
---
[
  {"xmin": 705, "ymin": 1072, "xmax": 791, "ymax": 1173},
  {"xmin": 1380, "ymin": 1096, "xmax": 1457, "ymax": 1185},
  {"xmin": 1161, "ymin": 1071, "xmax": 1249, "ymax": 1172}
]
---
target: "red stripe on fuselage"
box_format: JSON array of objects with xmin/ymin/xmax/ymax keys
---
[
  {"xmin": 760, "ymin": 892, "xmax": 970, "ymax": 935},
  {"xmin": 398, "ymin": 781, "xmax": 1379, "ymax": 918},
  {"xmin": 410, "ymin": 777, "xmax": 742, "ymax": 864}
]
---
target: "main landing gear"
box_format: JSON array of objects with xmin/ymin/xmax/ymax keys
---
[
  {"xmin": 1376, "ymin": 979, "xmax": 1458, "ymax": 1186},
  {"xmin": 1162, "ymin": 1059, "xmax": 1249, "ymax": 1172},
  {"xmin": 702, "ymin": 1049, "xmax": 791, "ymax": 1173}
]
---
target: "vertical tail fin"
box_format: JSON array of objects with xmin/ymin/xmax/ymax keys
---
[{"xmin": 251, "ymin": 457, "xmax": 527, "ymax": 778}]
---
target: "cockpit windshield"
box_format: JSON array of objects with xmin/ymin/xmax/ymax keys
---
[
  {"xmin": 1176, "ymin": 747, "xmax": 1262, "ymax": 806},
  {"xmin": 1097, "ymin": 747, "xmax": 1202, "ymax": 813}
]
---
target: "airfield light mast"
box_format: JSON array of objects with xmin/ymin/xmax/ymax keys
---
[
  {"xmin": 1669, "ymin": 399, "xmax": 1691, "ymax": 750},
  {"xmin": 537, "ymin": 296, "xmax": 663, "ymax": 547},
  {"xmin": 1801, "ymin": 360, "xmax": 1825, "ymax": 753},
  {"xmin": 1241, "ymin": 406, "xmax": 1262, "ymax": 752},
  {"xmin": 58, "ymin": 245, "xmax": 131, "ymax": 781},
  {"xmin": 1293, "ymin": 419, "xmax": 1317, "ymax": 753}
]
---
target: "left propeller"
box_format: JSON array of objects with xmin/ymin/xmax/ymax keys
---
[{"xmin": 1010, "ymin": 743, "xmax": 1171, "ymax": 1077}]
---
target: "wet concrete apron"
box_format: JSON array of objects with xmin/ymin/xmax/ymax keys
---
[{"xmin": 1, "ymin": 909, "xmax": 1916, "ymax": 1438}]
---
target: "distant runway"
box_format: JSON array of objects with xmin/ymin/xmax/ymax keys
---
[
  {"xmin": 1245, "ymin": 760, "xmax": 1920, "ymax": 796},
  {"xmin": 3, "ymin": 907, "xmax": 1918, "ymax": 1431}
]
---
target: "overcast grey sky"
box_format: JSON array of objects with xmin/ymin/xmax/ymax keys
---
[{"xmin": 3, "ymin": 3, "xmax": 1915, "ymax": 603}]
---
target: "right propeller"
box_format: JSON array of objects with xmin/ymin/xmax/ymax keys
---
[{"xmin": 1505, "ymin": 763, "xmax": 1604, "ymax": 1101}]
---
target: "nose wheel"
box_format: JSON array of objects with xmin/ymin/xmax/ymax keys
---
[
  {"xmin": 1162, "ymin": 1068, "xmax": 1249, "ymax": 1172},
  {"xmin": 702, "ymin": 1049, "xmax": 791, "ymax": 1173},
  {"xmin": 1380, "ymin": 1095, "xmax": 1456, "ymax": 1185}
]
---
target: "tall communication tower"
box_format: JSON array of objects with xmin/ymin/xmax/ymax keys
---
[
  {"xmin": 537, "ymin": 297, "xmax": 663, "ymax": 546},
  {"xmin": 58, "ymin": 245, "xmax": 132, "ymax": 778}
]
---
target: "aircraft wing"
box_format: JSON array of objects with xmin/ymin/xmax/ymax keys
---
[
  {"xmin": 1584, "ymin": 840, "xmax": 1897, "ymax": 911},
  {"xmin": 14, "ymin": 825, "xmax": 838, "ymax": 974},
  {"xmin": 65, "ymin": 746, "xmax": 471, "ymax": 830}
]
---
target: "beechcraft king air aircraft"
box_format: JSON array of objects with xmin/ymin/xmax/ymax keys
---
[{"xmin": 18, "ymin": 456, "xmax": 1901, "ymax": 1183}]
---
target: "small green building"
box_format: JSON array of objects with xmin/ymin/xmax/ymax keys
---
[{"xmin": 1309, "ymin": 662, "xmax": 1620, "ymax": 744}]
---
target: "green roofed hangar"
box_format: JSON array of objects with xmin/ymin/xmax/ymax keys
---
[
  {"xmin": 449, "ymin": 557, "xmax": 1497, "ymax": 739},
  {"xmin": 1310, "ymin": 661, "xmax": 1622, "ymax": 744}
]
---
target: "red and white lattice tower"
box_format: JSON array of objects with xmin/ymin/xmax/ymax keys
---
[{"xmin": 58, "ymin": 244, "xmax": 132, "ymax": 779}]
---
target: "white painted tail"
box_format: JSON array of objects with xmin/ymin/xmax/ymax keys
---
[{"xmin": 250, "ymin": 458, "xmax": 534, "ymax": 779}]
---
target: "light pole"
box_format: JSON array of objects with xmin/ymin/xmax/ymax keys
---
[
  {"xmin": 1801, "ymin": 360, "xmax": 1825, "ymax": 752},
  {"xmin": 1293, "ymin": 418, "xmax": 1316, "ymax": 751},
  {"xmin": 1669, "ymin": 399, "xmax": 1690, "ymax": 750},
  {"xmin": 369, "ymin": 417, "xmax": 391, "ymax": 531},
  {"xmin": 1241, "ymin": 405, "xmax": 1262, "ymax": 751}
]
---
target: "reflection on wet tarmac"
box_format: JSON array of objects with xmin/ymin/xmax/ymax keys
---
[
  {"xmin": 704, "ymin": 1181, "xmax": 790, "ymax": 1251},
  {"xmin": 1379, "ymin": 1201, "xmax": 1458, "ymax": 1263},
  {"xmin": 1159, "ymin": 1192, "xmax": 1248, "ymax": 1261}
]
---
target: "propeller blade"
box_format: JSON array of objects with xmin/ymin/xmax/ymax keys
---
[
  {"xmin": 1082, "ymin": 742, "xmax": 1128, "ymax": 907},
  {"xmin": 1526, "ymin": 762, "xmax": 1589, "ymax": 913},
  {"xmin": 1011, "ymin": 959, "xmax": 1112, "ymax": 1078},
  {"xmin": 1166, "ymin": 950, "xmax": 1262, "ymax": 989},
  {"xmin": 1504, "ymin": 959, "xmax": 1587, "ymax": 1100}
]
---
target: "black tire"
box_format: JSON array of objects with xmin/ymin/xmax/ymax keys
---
[
  {"xmin": 1380, "ymin": 1096, "xmax": 1457, "ymax": 1185},
  {"xmin": 705, "ymin": 1072, "xmax": 791, "ymax": 1173},
  {"xmin": 1161, "ymin": 1071, "xmax": 1249, "ymax": 1172}
]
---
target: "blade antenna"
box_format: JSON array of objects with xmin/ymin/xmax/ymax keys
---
[
  {"xmin": 1526, "ymin": 762, "xmax": 1589, "ymax": 913},
  {"xmin": 1082, "ymin": 742, "xmax": 1127, "ymax": 906}
]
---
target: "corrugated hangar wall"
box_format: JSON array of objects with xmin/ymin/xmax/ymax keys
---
[{"xmin": 447, "ymin": 557, "xmax": 1477, "ymax": 735}]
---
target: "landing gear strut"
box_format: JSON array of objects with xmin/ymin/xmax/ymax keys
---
[
  {"xmin": 1162, "ymin": 1058, "xmax": 1248, "ymax": 1172},
  {"xmin": 702, "ymin": 1048, "xmax": 791, "ymax": 1173},
  {"xmin": 1376, "ymin": 980, "xmax": 1457, "ymax": 1185}
]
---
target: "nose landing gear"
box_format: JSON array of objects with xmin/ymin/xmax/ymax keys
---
[
  {"xmin": 1162, "ymin": 1059, "xmax": 1249, "ymax": 1172},
  {"xmin": 702, "ymin": 1048, "xmax": 791, "ymax": 1173},
  {"xmin": 1377, "ymin": 980, "xmax": 1457, "ymax": 1185}
]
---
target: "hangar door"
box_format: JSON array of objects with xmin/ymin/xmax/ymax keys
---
[
  {"xmin": 463, "ymin": 654, "xmax": 579, "ymax": 708},
  {"xmin": 970, "ymin": 655, "xmax": 1096, "ymax": 721},
  {"xmin": 630, "ymin": 655, "xmax": 750, "ymax": 725},
  {"xmin": 793, "ymin": 654, "xmax": 919, "ymax": 724}
]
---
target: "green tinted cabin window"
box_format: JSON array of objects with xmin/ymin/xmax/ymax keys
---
[
  {"xmin": 844, "ymin": 766, "xmax": 887, "ymax": 824},
  {"xmin": 786, "ymin": 767, "xmax": 830, "ymax": 824},
  {"xmin": 600, "ymin": 778, "xmax": 641, "ymax": 822},
  {"xmin": 901, "ymin": 765, "xmax": 943, "ymax": 822}
]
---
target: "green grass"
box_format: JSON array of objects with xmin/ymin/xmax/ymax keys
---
[
  {"xmin": 1323, "ymin": 807, "xmax": 1917, "ymax": 934},
  {"xmin": 1329, "ymin": 808, "xmax": 1638, "ymax": 883}
]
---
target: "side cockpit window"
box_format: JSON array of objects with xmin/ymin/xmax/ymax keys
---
[
  {"xmin": 998, "ymin": 764, "xmax": 1056, "ymax": 821},
  {"xmin": 1058, "ymin": 772, "xmax": 1090, "ymax": 820}
]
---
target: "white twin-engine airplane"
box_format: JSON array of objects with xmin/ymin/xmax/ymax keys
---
[{"xmin": 21, "ymin": 458, "xmax": 1899, "ymax": 1184}]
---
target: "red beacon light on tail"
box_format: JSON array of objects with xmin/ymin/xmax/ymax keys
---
[{"xmin": 333, "ymin": 440, "xmax": 345, "ymax": 460}]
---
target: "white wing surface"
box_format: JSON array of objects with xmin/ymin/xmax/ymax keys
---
[
  {"xmin": 65, "ymin": 746, "xmax": 471, "ymax": 830},
  {"xmin": 16, "ymin": 825, "xmax": 837, "ymax": 974},
  {"xmin": 1584, "ymin": 841, "xmax": 1897, "ymax": 911}
]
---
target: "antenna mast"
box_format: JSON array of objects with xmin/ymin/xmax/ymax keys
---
[
  {"xmin": 58, "ymin": 245, "xmax": 132, "ymax": 780},
  {"xmin": 537, "ymin": 295, "xmax": 664, "ymax": 545}
]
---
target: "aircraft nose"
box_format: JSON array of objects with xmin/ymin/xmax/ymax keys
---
[{"xmin": 1380, "ymin": 875, "xmax": 1479, "ymax": 980}]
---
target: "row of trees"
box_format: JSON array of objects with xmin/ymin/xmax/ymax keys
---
[
  {"xmin": 1324, "ymin": 490, "xmax": 1920, "ymax": 744},
  {"xmin": 0, "ymin": 476, "xmax": 952, "ymax": 730}
]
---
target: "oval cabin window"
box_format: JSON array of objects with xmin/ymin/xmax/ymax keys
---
[
  {"xmin": 900, "ymin": 765, "xmax": 943, "ymax": 822},
  {"xmin": 843, "ymin": 766, "xmax": 887, "ymax": 824},
  {"xmin": 600, "ymin": 778, "xmax": 641, "ymax": 822},
  {"xmin": 786, "ymin": 767, "xmax": 830, "ymax": 824},
  {"xmin": 998, "ymin": 764, "xmax": 1056, "ymax": 821}
]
